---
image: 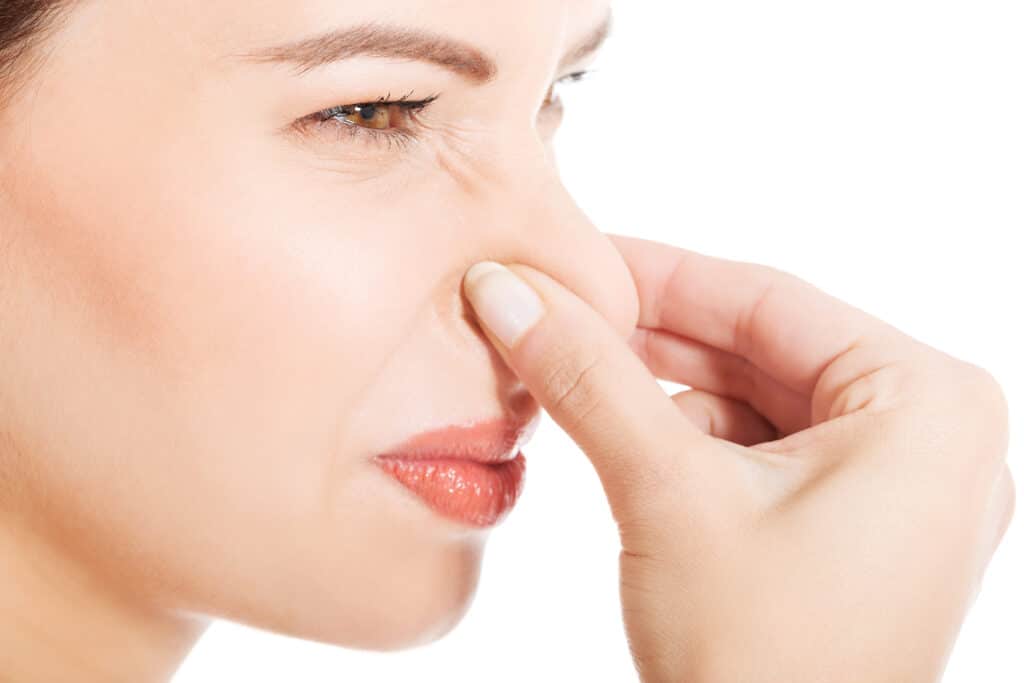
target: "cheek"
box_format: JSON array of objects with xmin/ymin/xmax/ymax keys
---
[
  {"xmin": 9, "ymin": 160, "xmax": 173, "ymax": 363},
  {"xmin": 6, "ymin": 140, "xmax": 403, "ymax": 553}
]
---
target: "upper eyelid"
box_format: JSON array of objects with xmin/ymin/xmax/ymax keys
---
[
  {"xmin": 290, "ymin": 68, "xmax": 596, "ymax": 147},
  {"xmin": 317, "ymin": 97, "xmax": 436, "ymax": 121},
  {"xmin": 313, "ymin": 69, "xmax": 593, "ymax": 119}
]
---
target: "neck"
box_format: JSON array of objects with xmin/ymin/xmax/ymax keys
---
[{"xmin": 0, "ymin": 515, "xmax": 208, "ymax": 682}]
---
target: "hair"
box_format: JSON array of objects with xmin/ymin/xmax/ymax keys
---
[{"xmin": 0, "ymin": 1, "xmax": 72, "ymax": 110}]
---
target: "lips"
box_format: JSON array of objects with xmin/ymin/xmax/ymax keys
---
[{"xmin": 373, "ymin": 412, "xmax": 541, "ymax": 528}]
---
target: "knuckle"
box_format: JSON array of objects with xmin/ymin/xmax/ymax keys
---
[
  {"xmin": 749, "ymin": 261, "xmax": 797, "ymax": 284},
  {"xmin": 616, "ymin": 514, "xmax": 667, "ymax": 556},
  {"xmin": 907, "ymin": 356, "xmax": 1011, "ymax": 468},
  {"xmin": 966, "ymin": 363, "xmax": 1008, "ymax": 415},
  {"xmin": 541, "ymin": 338, "xmax": 606, "ymax": 431},
  {"xmin": 811, "ymin": 341, "xmax": 911, "ymax": 422},
  {"xmin": 756, "ymin": 263, "xmax": 813, "ymax": 297},
  {"xmin": 825, "ymin": 363, "xmax": 890, "ymax": 420},
  {"xmin": 949, "ymin": 360, "xmax": 1010, "ymax": 433}
]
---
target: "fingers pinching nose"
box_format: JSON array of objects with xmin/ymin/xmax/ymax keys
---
[{"xmin": 463, "ymin": 261, "xmax": 546, "ymax": 349}]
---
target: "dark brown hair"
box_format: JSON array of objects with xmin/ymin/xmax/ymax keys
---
[{"xmin": 0, "ymin": 1, "xmax": 71, "ymax": 108}]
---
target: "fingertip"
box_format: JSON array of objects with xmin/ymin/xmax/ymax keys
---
[{"xmin": 463, "ymin": 261, "xmax": 546, "ymax": 350}]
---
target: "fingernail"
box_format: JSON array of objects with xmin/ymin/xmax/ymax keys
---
[{"xmin": 463, "ymin": 261, "xmax": 545, "ymax": 348}]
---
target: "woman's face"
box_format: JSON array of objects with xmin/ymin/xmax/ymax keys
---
[{"xmin": 0, "ymin": 0, "xmax": 636, "ymax": 649}]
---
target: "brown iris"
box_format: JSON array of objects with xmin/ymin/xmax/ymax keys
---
[{"xmin": 342, "ymin": 103, "xmax": 393, "ymax": 130}]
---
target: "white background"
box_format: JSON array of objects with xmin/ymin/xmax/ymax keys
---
[{"xmin": 175, "ymin": 1, "xmax": 1023, "ymax": 680}]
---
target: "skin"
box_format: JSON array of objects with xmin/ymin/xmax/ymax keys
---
[{"xmin": 0, "ymin": 0, "xmax": 630, "ymax": 680}]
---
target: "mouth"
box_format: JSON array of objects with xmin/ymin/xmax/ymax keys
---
[{"xmin": 373, "ymin": 411, "xmax": 542, "ymax": 528}]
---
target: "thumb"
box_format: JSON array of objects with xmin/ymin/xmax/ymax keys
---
[{"xmin": 462, "ymin": 261, "xmax": 715, "ymax": 517}]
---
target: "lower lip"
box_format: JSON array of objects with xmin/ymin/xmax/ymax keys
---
[{"xmin": 374, "ymin": 452, "xmax": 526, "ymax": 528}]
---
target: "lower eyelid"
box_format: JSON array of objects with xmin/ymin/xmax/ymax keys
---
[{"xmin": 322, "ymin": 118, "xmax": 420, "ymax": 153}]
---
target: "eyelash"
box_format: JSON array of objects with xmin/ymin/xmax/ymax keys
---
[
  {"xmin": 297, "ymin": 69, "xmax": 595, "ymax": 152},
  {"xmin": 296, "ymin": 89, "xmax": 439, "ymax": 152}
]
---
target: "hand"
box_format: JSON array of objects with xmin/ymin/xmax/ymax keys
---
[{"xmin": 461, "ymin": 235, "xmax": 1014, "ymax": 683}]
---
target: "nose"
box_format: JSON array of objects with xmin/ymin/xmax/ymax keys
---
[{"xmin": 454, "ymin": 139, "xmax": 640, "ymax": 348}]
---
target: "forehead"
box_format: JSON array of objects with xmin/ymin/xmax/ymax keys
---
[{"xmin": 169, "ymin": 0, "xmax": 611, "ymax": 58}]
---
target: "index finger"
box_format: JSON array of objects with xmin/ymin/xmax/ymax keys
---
[{"xmin": 605, "ymin": 232, "xmax": 910, "ymax": 397}]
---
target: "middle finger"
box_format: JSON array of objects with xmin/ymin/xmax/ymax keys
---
[
  {"xmin": 606, "ymin": 232, "xmax": 908, "ymax": 398},
  {"xmin": 630, "ymin": 326, "xmax": 811, "ymax": 436}
]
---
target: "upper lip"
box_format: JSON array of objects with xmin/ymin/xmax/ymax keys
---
[{"xmin": 375, "ymin": 410, "xmax": 542, "ymax": 464}]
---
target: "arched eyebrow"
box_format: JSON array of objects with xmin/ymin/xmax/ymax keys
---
[{"xmin": 234, "ymin": 10, "xmax": 613, "ymax": 85}]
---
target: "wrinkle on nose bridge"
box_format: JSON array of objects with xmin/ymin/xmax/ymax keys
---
[
  {"xmin": 433, "ymin": 143, "xmax": 482, "ymax": 199},
  {"xmin": 430, "ymin": 122, "xmax": 551, "ymax": 206}
]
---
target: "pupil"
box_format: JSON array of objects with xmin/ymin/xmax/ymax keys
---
[{"xmin": 358, "ymin": 105, "xmax": 377, "ymax": 120}]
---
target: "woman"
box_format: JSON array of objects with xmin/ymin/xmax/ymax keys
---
[{"xmin": 0, "ymin": 1, "xmax": 1013, "ymax": 681}]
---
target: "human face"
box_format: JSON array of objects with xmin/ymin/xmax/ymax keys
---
[{"xmin": 0, "ymin": 0, "xmax": 636, "ymax": 649}]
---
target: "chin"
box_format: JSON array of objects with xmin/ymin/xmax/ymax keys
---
[
  {"xmin": 239, "ymin": 532, "xmax": 487, "ymax": 653},
  {"xmin": 362, "ymin": 582, "xmax": 478, "ymax": 652},
  {"xmin": 344, "ymin": 564, "xmax": 482, "ymax": 652}
]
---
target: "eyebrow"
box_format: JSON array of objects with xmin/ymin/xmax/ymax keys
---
[{"xmin": 236, "ymin": 10, "xmax": 613, "ymax": 85}]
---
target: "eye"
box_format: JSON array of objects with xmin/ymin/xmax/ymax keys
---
[
  {"xmin": 292, "ymin": 89, "xmax": 441, "ymax": 152},
  {"xmin": 291, "ymin": 70, "xmax": 596, "ymax": 153},
  {"xmin": 541, "ymin": 70, "xmax": 595, "ymax": 110}
]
